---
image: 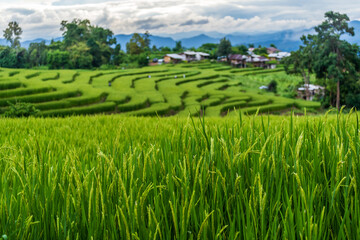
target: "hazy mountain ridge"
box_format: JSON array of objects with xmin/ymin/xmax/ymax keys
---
[{"xmin": 1, "ymin": 21, "xmax": 360, "ymax": 52}]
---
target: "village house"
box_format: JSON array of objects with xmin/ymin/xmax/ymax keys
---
[
  {"xmin": 268, "ymin": 52, "xmax": 291, "ymax": 61},
  {"xmin": 267, "ymin": 47, "xmax": 281, "ymax": 54},
  {"xmin": 164, "ymin": 52, "xmax": 210, "ymax": 64},
  {"xmin": 180, "ymin": 51, "xmax": 210, "ymax": 61},
  {"xmin": 228, "ymin": 54, "xmax": 248, "ymax": 68},
  {"xmin": 181, "ymin": 51, "xmax": 196, "ymax": 61},
  {"xmin": 246, "ymin": 55, "xmax": 269, "ymax": 68},
  {"xmin": 164, "ymin": 54, "xmax": 185, "ymax": 64},
  {"xmin": 297, "ymin": 84, "xmax": 325, "ymax": 101}
]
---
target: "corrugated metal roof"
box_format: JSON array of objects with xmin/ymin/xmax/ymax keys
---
[{"xmin": 166, "ymin": 54, "xmax": 185, "ymax": 60}]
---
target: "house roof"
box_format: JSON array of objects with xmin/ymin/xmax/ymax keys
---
[
  {"xmin": 268, "ymin": 52, "xmax": 291, "ymax": 59},
  {"xmin": 229, "ymin": 54, "xmax": 245, "ymax": 60},
  {"xmin": 267, "ymin": 47, "xmax": 280, "ymax": 53},
  {"xmin": 166, "ymin": 54, "xmax": 185, "ymax": 60},
  {"xmin": 247, "ymin": 56, "xmax": 269, "ymax": 62},
  {"xmin": 198, "ymin": 52, "xmax": 210, "ymax": 56},
  {"xmin": 298, "ymin": 84, "xmax": 325, "ymax": 91},
  {"xmin": 183, "ymin": 51, "xmax": 196, "ymax": 55},
  {"xmin": 182, "ymin": 51, "xmax": 210, "ymax": 57}
]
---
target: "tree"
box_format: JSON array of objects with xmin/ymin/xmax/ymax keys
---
[
  {"xmin": 28, "ymin": 41, "xmax": 48, "ymax": 67},
  {"xmin": 60, "ymin": 19, "xmax": 92, "ymax": 48},
  {"xmin": 199, "ymin": 43, "xmax": 218, "ymax": 51},
  {"xmin": 283, "ymin": 34, "xmax": 316, "ymax": 100},
  {"xmin": 312, "ymin": 11, "xmax": 360, "ymax": 109},
  {"xmin": 160, "ymin": 46, "xmax": 171, "ymax": 53},
  {"xmin": 126, "ymin": 33, "xmax": 147, "ymax": 55},
  {"xmin": 3, "ymin": 21, "xmax": 23, "ymax": 48},
  {"xmin": 217, "ymin": 38, "xmax": 232, "ymax": 58},
  {"xmin": 237, "ymin": 44, "xmax": 249, "ymax": 55},
  {"xmin": 284, "ymin": 11, "xmax": 360, "ymax": 109},
  {"xmin": 197, "ymin": 43, "xmax": 218, "ymax": 58},
  {"xmin": 0, "ymin": 46, "xmax": 26, "ymax": 68},
  {"xmin": 270, "ymin": 43, "xmax": 277, "ymax": 48},
  {"xmin": 60, "ymin": 19, "xmax": 116, "ymax": 68},
  {"xmin": 68, "ymin": 42, "xmax": 93, "ymax": 69},
  {"xmin": 173, "ymin": 41, "xmax": 183, "ymax": 52},
  {"xmin": 151, "ymin": 45, "xmax": 158, "ymax": 52},
  {"xmin": 143, "ymin": 31, "xmax": 151, "ymax": 51},
  {"xmin": 0, "ymin": 47, "xmax": 17, "ymax": 67},
  {"xmin": 47, "ymin": 50, "xmax": 70, "ymax": 69},
  {"xmin": 254, "ymin": 46, "xmax": 268, "ymax": 56},
  {"xmin": 112, "ymin": 44, "xmax": 125, "ymax": 66}
]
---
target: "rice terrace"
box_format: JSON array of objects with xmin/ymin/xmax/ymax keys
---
[
  {"xmin": 1, "ymin": 0, "xmax": 360, "ymax": 239},
  {"xmin": 0, "ymin": 64, "xmax": 319, "ymax": 117}
]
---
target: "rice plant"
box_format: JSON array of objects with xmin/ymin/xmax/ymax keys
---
[
  {"xmin": 0, "ymin": 64, "xmax": 320, "ymax": 117},
  {"xmin": 0, "ymin": 110, "xmax": 359, "ymax": 239}
]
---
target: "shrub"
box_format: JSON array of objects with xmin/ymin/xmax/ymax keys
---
[
  {"xmin": 42, "ymin": 73, "xmax": 60, "ymax": 81},
  {"xmin": 40, "ymin": 102, "xmax": 116, "ymax": 117},
  {"xmin": 99, "ymin": 64, "xmax": 117, "ymax": 70},
  {"xmin": 0, "ymin": 90, "xmax": 79, "ymax": 107},
  {"xmin": 4, "ymin": 102, "xmax": 40, "ymax": 118},
  {"xmin": 0, "ymin": 81, "xmax": 22, "ymax": 90},
  {"xmin": 0, "ymin": 87, "xmax": 53, "ymax": 99},
  {"xmin": 8, "ymin": 71, "xmax": 20, "ymax": 77},
  {"xmin": 345, "ymin": 93, "xmax": 360, "ymax": 109},
  {"xmin": 267, "ymin": 80, "xmax": 278, "ymax": 93}
]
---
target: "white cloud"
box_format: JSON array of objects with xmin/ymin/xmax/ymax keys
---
[{"xmin": 0, "ymin": 0, "xmax": 358, "ymax": 40}]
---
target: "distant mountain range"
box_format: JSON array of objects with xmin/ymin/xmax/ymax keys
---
[{"xmin": 2, "ymin": 21, "xmax": 360, "ymax": 52}]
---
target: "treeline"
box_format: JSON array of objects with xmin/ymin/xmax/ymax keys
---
[{"xmin": 0, "ymin": 19, "xmax": 152, "ymax": 69}]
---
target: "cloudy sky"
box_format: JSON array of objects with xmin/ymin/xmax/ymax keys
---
[{"xmin": 0, "ymin": 0, "xmax": 359, "ymax": 40}]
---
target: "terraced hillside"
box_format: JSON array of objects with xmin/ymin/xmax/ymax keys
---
[{"xmin": 0, "ymin": 63, "xmax": 320, "ymax": 117}]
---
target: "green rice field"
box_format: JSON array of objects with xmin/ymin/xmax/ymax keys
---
[
  {"xmin": 0, "ymin": 63, "xmax": 320, "ymax": 117},
  {"xmin": 0, "ymin": 112, "xmax": 359, "ymax": 239}
]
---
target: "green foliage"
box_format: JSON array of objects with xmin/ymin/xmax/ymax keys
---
[
  {"xmin": 0, "ymin": 65, "xmax": 319, "ymax": 117},
  {"xmin": 199, "ymin": 43, "xmax": 218, "ymax": 51},
  {"xmin": 53, "ymin": 18, "xmax": 117, "ymax": 69},
  {"xmin": 287, "ymin": 11, "xmax": 360, "ymax": 109},
  {"xmin": 47, "ymin": 50, "xmax": 70, "ymax": 69},
  {"xmin": 3, "ymin": 21, "xmax": 22, "ymax": 48},
  {"xmin": 40, "ymin": 102, "xmax": 116, "ymax": 116},
  {"xmin": 253, "ymin": 46, "xmax": 268, "ymax": 56},
  {"xmin": 267, "ymin": 80, "xmax": 278, "ymax": 93},
  {"xmin": 126, "ymin": 33, "xmax": 148, "ymax": 55},
  {"xmin": 0, "ymin": 114, "xmax": 359, "ymax": 238},
  {"xmin": 172, "ymin": 41, "xmax": 183, "ymax": 52},
  {"xmin": 345, "ymin": 93, "xmax": 360, "ymax": 108},
  {"xmin": 111, "ymin": 44, "xmax": 125, "ymax": 66},
  {"xmin": 237, "ymin": 44, "xmax": 249, "ymax": 55},
  {"xmin": 136, "ymin": 53, "xmax": 149, "ymax": 67},
  {"xmin": 68, "ymin": 42, "xmax": 93, "ymax": 69},
  {"xmin": 27, "ymin": 41, "xmax": 48, "ymax": 68},
  {"xmin": 217, "ymin": 37, "xmax": 232, "ymax": 57},
  {"xmin": 0, "ymin": 81, "xmax": 22, "ymax": 90},
  {"xmin": 160, "ymin": 46, "xmax": 171, "ymax": 52},
  {"xmin": 0, "ymin": 47, "xmax": 26, "ymax": 68},
  {"xmin": 4, "ymin": 101, "xmax": 39, "ymax": 117}
]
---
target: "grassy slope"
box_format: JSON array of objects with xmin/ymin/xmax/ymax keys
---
[
  {"xmin": 0, "ymin": 63, "xmax": 320, "ymax": 116},
  {"xmin": 0, "ymin": 113, "xmax": 359, "ymax": 239}
]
